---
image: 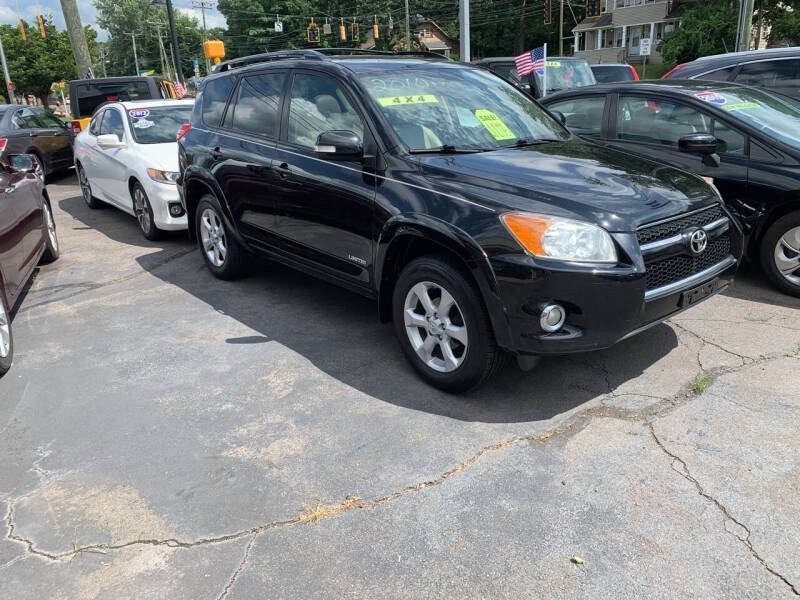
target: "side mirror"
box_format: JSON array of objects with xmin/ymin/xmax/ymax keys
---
[
  {"xmin": 679, "ymin": 133, "xmax": 720, "ymax": 167},
  {"xmin": 552, "ymin": 111, "xmax": 567, "ymax": 125},
  {"xmin": 315, "ymin": 130, "xmax": 363, "ymax": 160},
  {"xmin": 8, "ymin": 154, "xmax": 35, "ymax": 172},
  {"xmin": 97, "ymin": 133, "xmax": 126, "ymax": 150}
]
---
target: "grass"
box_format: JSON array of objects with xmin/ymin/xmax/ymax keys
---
[{"xmin": 692, "ymin": 370, "xmax": 711, "ymax": 394}]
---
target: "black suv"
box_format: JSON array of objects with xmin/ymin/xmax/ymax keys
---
[{"xmin": 178, "ymin": 49, "xmax": 742, "ymax": 392}]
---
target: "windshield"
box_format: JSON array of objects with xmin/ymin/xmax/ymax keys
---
[
  {"xmin": 359, "ymin": 67, "xmax": 569, "ymax": 151},
  {"xmin": 532, "ymin": 59, "xmax": 596, "ymax": 92},
  {"xmin": 126, "ymin": 105, "xmax": 193, "ymax": 144},
  {"xmin": 691, "ymin": 87, "xmax": 800, "ymax": 150}
]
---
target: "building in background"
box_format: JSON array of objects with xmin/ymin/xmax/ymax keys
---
[{"xmin": 416, "ymin": 20, "xmax": 456, "ymax": 57}]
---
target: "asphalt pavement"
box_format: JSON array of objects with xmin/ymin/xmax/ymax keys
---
[{"xmin": 1, "ymin": 173, "xmax": 799, "ymax": 599}]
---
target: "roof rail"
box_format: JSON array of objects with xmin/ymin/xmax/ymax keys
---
[
  {"xmin": 394, "ymin": 51, "xmax": 453, "ymax": 60},
  {"xmin": 213, "ymin": 49, "xmax": 325, "ymax": 73},
  {"xmin": 315, "ymin": 48, "xmax": 394, "ymax": 56}
]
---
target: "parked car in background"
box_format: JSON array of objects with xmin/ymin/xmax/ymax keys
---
[
  {"xmin": 0, "ymin": 105, "xmax": 73, "ymax": 178},
  {"xmin": 662, "ymin": 47, "xmax": 800, "ymax": 100},
  {"xmin": 69, "ymin": 76, "xmax": 180, "ymax": 134},
  {"xmin": 0, "ymin": 154, "xmax": 59, "ymax": 377},
  {"xmin": 473, "ymin": 56, "xmax": 596, "ymax": 98},
  {"xmin": 74, "ymin": 99, "xmax": 193, "ymax": 239},
  {"xmin": 179, "ymin": 49, "xmax": 741, "ymax": 392},
  {"xmin": 543, "ymin": 80, "xmax": 800, "ymax": 296},
  {"xmin": 590, "ymin": 63, "xmax": 639, "ymax": 83}
]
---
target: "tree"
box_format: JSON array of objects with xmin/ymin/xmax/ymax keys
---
[
  {"xmin": 659, "ymin": 0, "xmax": 737, "ymax": 64},
  {"xmin": 758, "ymin": 0, "xmax": 800, "ymax": 46},
  {"xmin": 0, "ymin": 17, "xmax": 99, "ymax": 105}
]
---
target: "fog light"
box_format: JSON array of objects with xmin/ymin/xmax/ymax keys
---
[
  {"xmin": 540, "ymin": 304, "xmax": 566, "ymax": 333},
  {"xmin": 168, "ymin": 202, "xmax": 185, "ymax": 217}
]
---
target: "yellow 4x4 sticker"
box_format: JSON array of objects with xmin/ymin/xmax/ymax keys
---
[
  {"xmin": 378, "ymin": 95, "xmax": 438, "ymax": 107},
  {"xmin": 546, "ymin": 60, "xmax": 561, "ymax": 67},
  {"xmin": 474, "ymin": 109, "xmax": 516, "ymax": 140}
]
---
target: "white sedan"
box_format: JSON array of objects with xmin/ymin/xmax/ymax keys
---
[{"xmin": 74, "ymin": 99, "xmax": 194, "ymax": 239}]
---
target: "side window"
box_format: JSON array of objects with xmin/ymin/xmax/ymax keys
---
[
  {"xmin": 230, "ymin": 72, "xmax": 285, "ymax": 138},
  {"xmin": 35, "ymin": 110, "xmax": 63, "ymax": 128},
  {"xmin": 712, "ymin": 120, "xmax": 746, "ymax": 155},
  {"xmin": 287, "ymin": 73, "xmax": 365, "ymax": 149},
  {"xmin": 99, "ymin": 109, "xmax": 124, "ymax": 139},
  {"xmin": 202, "ymin": 77, "xmax": 234, "ymax": 127},
  {"xmin": 12, "ymin": 108, "xmax": 40, "ymax": 129},
  {"xmin": 547, "ymin": 96, "xmax": 605, "ymax": 136},
  {"xmin": 734, "ymin": 59, "xmax": 800, "ymax": 88},
  {"xmin": 695, "ymin": 66, "xmax": 736, "ymax": 81},
  {"xmin": 616, "ymin": 96, "xmax": 711, "ymax": 146},
  {"xmin": 89, "ymin": 111, "xmax": 104, "ymax": 135}
]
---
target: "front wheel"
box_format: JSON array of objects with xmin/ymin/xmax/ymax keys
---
[
  {"xmin": 392, "ymin": 256, "xmax": 508, "ymax": 393},
  {"xmin": 39, "ymin": 199, "xmax": 59, "ymax": 263},
  {"xmin": 132, "ymin": 183, "xmax": 160, "ymax": 240},
  {"xmin": 760, "ymin": 211, "xmax": 800, "ymax": 297},
  {"xmin": 77, "ymin": 164, "xmax": 102, "ymax": 209},
  {"xmin": 0, "ymin": 296, "xmax": 13, "ymax": 378},
  {"xmin": 195, "ymin": 195, "xmax": 249, "ymax": 280}
]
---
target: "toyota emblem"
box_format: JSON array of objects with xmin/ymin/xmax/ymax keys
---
[{"xmin": 689, "ymin": 229, "xmax": 708, "ymax": 254}]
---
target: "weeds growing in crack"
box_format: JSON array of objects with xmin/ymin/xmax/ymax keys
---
[{"xmin": 691, "ymin": 370, "xmax": 711, "ymax": 394}]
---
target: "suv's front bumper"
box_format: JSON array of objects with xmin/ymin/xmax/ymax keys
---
[{"xmin": 489, "ymin": 249, "xmax": 739, "ymax": 356}]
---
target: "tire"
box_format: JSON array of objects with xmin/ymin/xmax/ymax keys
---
[
  {"xmin": 39, "ymin": 199, "xmax": 59, "ymax": 264},
  {"xmin": 77, "ymin": 164, "xmax": 102, "ymax": 209},
  {"xmin": 759, "ymin": 211, "xmax": 800, "ymax": 297},
  {"xmin": 195, "ymin": 195, "xmax": 248, "ymax": 280},
  {"xmin": 132, "ymin": 182, "xmax": 161, "ymax": 241},
  {"xmin": 392, "ymin": 255, "xmax": 508, "ymax": 393},
  {"xmin": 0, "ymin": 296, "xmax": 13, "ymax": 378}
]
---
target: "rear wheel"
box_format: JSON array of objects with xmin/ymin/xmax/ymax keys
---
[
  {"xmin": 132, "ymin": 183, "xmax": 160, "ymax": 240},
  {"xmin": 195, "ymin": 195, "xmax": 248, "ymax": 280},
  {"xmin": 0, "ymin": 296, "xmax": 13, "ymax": 378},
  {"xmin": 760, "ymin": 211, "xmax": 800, "ymax": 297},
  {"xmin": 392, "ymin": 256, "xmax": 507, "ymax": 392},
  {"xmin": 77, "ymin": 164, "xmax": 102, "ymax": 209},
  {"xmin": 39, "ymin": 199, "xmax": 59, "ymax": 264}
]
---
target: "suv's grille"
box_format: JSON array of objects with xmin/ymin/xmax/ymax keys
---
[
  {"xmin": 645, "ymin": 235, "xmax": 731, "ymax": 291},
  {"xmin": 636, "ymin": 205, "xmax": 725, "ymax": 245}
]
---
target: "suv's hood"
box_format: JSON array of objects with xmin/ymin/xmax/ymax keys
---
[{"xmin": 414, "ymin": 140, "xmax": 716, "ymax": 231}]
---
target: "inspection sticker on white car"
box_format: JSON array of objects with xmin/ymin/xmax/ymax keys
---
[{"xmin": 129, "ymin": 109, "xmax": 150, "ymax": 118}]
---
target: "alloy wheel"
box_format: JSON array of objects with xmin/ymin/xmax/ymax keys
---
[
  {"xmin": 774, "ymin": 225, "xmax": 800, "ymax": 286},
  {"xmin": 42, "ymin": 202, "xmax": 58, "ymax": 252},
  {"xmin": 0, "ymin": 300, "xmax": 9, "ymax": 359},
  {"xmin": 200, "ymin": 208, "xmax": 227, "ymax": 267},
  {"xmin": 403, "ymin": 281, "xmax": 469, "ymax": 373},
  {"xmin": 79, "ymin": 167, "xmax": 92, "ymax": 205},
  {"xmin": 133, "ymin": 188, "xmax": 151, "ymax": 235}
]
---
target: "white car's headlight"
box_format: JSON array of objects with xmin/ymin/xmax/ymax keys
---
[
  {"xmin": 502, "ymin": 213, "xmax": 618, "ymax": 264},
  {"xmin": 147, "ymin": 168, "xmax": 179, "ymax": 183}
]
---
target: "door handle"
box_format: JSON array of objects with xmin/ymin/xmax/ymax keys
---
[
  {"xmin": 277, "ymin": 162, "xmax": 291, "ymax": 179},
  {"xmin": 211, "ymin": 146, "xmax": 223, "ymax": 160}
]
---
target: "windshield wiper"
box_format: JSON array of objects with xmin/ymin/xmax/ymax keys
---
[
  {"xmin": 408, "ymin": 145, "xmax": 485, "ymax": 154},
  {"xmin": 499, "ymin": 138, "xmax": 561, "ymax": 149}
]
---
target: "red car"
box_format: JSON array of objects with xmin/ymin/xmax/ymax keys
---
[{"xmin": 0, "ymin": 154, "xmax": 59, "ymax": 377}]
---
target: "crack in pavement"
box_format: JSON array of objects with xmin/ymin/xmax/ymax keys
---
[
  {"xmin": 648, "ymin": 423, "xmax": 800, "ymax": 597},
  {"xmin": 217, "ymin": 533, "xmax": 258, "ymax": 600},
  {"xmin": 669, "ymin": 320, "xmax": 752, "ymax": 366}
]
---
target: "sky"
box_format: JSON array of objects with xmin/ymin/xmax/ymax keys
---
[{"xmin": 0, "ymin": 0, "xmax": 228, "ymax": 41}]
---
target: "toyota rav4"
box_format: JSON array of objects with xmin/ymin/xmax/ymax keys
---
[{"xmin": 177, "ymin": 49, "xmax": 743, "ymax": 392}]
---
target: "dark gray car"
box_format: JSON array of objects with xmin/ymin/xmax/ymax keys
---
[{"xmin": 0, "ymin": 105, "xmax": 73, "ymax": 176}]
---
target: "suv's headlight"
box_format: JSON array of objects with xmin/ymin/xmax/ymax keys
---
[
  {"xmin": 502, "ymin": 213, "xmax": 617, "ymax": 264},
  {"xmin": 147, "ymin": 168, "xmax": 179, "ymax": 183}
]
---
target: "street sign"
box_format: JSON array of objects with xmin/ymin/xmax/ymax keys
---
[{"xmin": 639, "ymin": 39, "xmax": 651, "ymax": 56}]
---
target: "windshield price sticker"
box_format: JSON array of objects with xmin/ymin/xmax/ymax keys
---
[
  {"xmin": 723, "ymin": 102, "xmax": 760, "ymax": 112},
  {"xmin": 378, "ymin": 95, "xmax": 438, "ymax": 107},
  {"xmin": 474, "ymin": 109, "xmax": 516, "ymax": 140},
  {"xmin": 545, "ymin": 61, "xmax": 561, "ymax": 67},
  {"xmin": 695, "ymin": 91, "xmax": 727, "ymax": 105},
  {"xmin": 129, "ymin": 109, "xmax": 150, "ymax": 118}
]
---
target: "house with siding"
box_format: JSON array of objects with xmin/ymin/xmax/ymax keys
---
[{"xmin": 572, "ymin": 0, "xmax": 687, "ymax": 64}]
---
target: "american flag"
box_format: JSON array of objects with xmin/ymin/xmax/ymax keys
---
[
  {"xmin": 515, "ymin": 45, "xmax": 546, "ymax": 77},
  {"xmin": 175, "ymin": 82, "xmax": 186, "ymax": 98}
]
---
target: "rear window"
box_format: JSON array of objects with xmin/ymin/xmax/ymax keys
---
[
  {"xmin": 532, "ymin": 59, "xmax": 596, "ymax": 93},
  {"xmin": 201, "ymin": 77, "xmax": 234, "ymax": 127},
  {"xmin": 591, "ymin": 65, "xmax": 635, "ymax": 83},
  {"xmin": 127, "ymin": 105, "xmax": 194, "ymax": 144},
  {"xmin": 74, "ymin": 81, "xmax": 152, "ymax": 117}
]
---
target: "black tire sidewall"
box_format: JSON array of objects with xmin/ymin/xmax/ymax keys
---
[
  {"xmin": 78, "ymin": 165, "xmax": 100, "ymax": 209},
  {"xmin": 40, "ymin": 199, "xmax": 59, "ymax": 263},
  {"xmin": 760, "ymin": 211, "xmax": 800, "ymax": 297},
  {"xmin": 0, "ymin": 296, "xmax": 13, "ymax": 377},
  {"xmin": 134, "ymin": 184, "xmax": 159, "ymax": 240},
  {"xmin": 392, "ymin": 257, "xmax": 493, "ymax": 392}
]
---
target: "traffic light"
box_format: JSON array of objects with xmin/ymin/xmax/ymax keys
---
[
  {"xmin": 373, "ymin": 16, "xmax": 379, "ymax": 40},
  {"xmin": 339, "ymin": 18, "xmax": 347, "ymax": 41},
  {"xmin": 307, "ymin": 19, "xmax": 320, "ymax": 43},
  {"xmin": 544, "ymin": 0, "xmax": 552, "ymax": 24},
  {"xmin": 586, "ymin": 0, "xmax": 602, "ymax": 18},
  {"xmin": 351, "ymin": 19, "xmax": 359, "ymax": 42}
]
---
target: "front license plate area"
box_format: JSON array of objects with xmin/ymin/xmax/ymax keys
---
[{"xmin": 680, "ymin": 279, "xmax": 718, "ymax": 307}]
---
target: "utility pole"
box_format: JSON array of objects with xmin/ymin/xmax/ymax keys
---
[
  {"xmin": 559, "ymin": 0, "xmax": 564, "ymax": 55},
  {"xmin": 147, "ymin": 21, "xmax": 172, "ymax": 80},
  {"xmin": 98, "ymin": 46, "xmax": 108, "ymax": 77},
  {"xmin": 739, "ymin": 0, "xmax": 755, "ymax": 51},
  {"xmin": 459, "ymin": 0, "xmax": 470, "ymax": 61},
  {"xmin": 192, "ymin": 0, "xmax": 213, "ymax": 74},
  {"xmin": 165, "ymin": 0, "xmax": 184, "ymax": 84},
  {"xmin": 0, "ymin": 37, "xmax": 14, "ymax": 104},
  {"xmin": 59, "ymin": 0, "xmax": 93, "ymax": 78},
  {"xmin": 404, "ymin": 0, "xmax": 410, "ymax": 50},
  {"xmin": 125, "ymin": 32, "xmax": 140, "ymax": 75}
]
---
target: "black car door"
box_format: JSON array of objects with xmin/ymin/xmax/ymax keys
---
[
  {"xmin": 607, "ymin": 93, "xmax": 750, "ymax": 205},
  {"xmin": 32, "ymin": 108, "xmax": 73, "ymax": 170},
  {"xmin": 5, "ymin": 109, "xmax": 40, "ymax": 163},
  {"xmin": 272, "ymin": 70, "xmax": 376, "ymax": 286},
  {"xmin": 214, "ymin": 70, "xmax": 286, "ymax": 247}
]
